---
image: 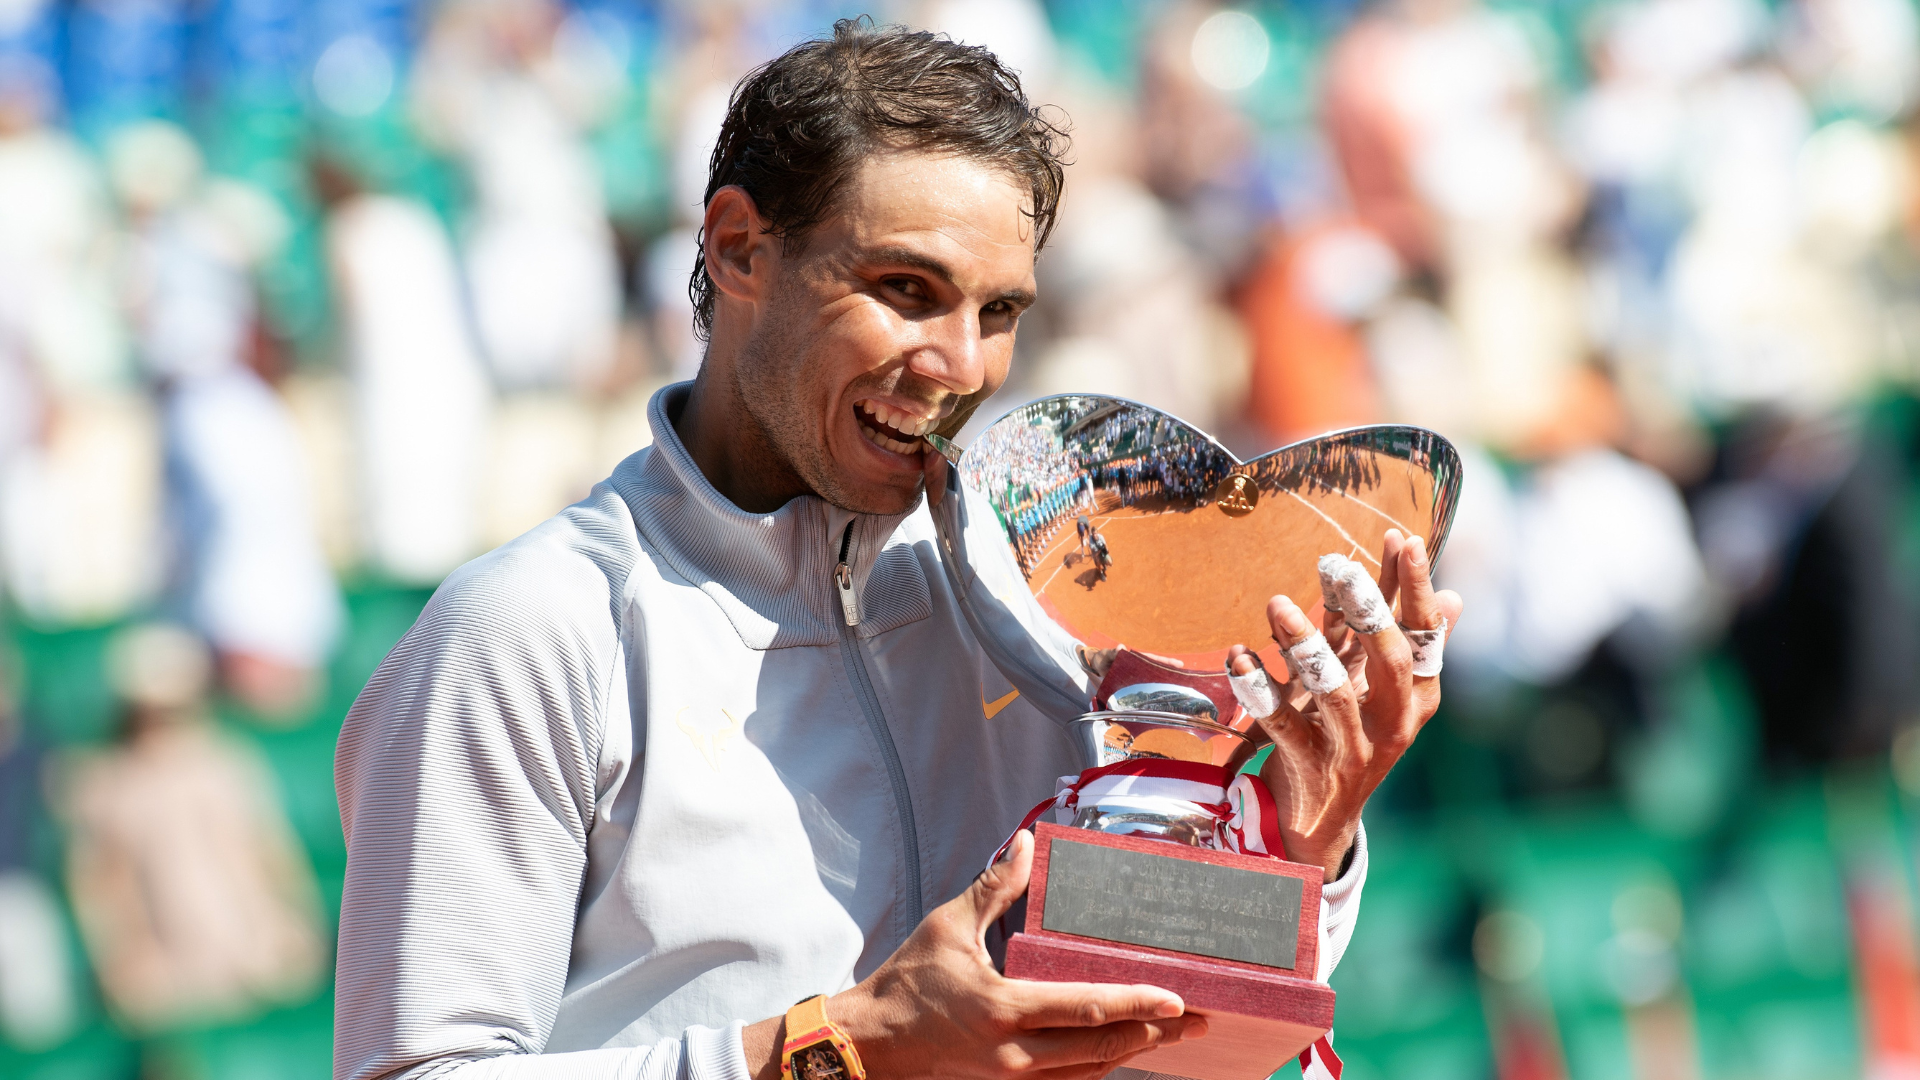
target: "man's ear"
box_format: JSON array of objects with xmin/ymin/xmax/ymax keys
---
[{"xmin": 703, "ymin": 185, "xmax": 772, "ymax": 306}]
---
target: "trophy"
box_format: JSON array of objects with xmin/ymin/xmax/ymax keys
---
[{"xmin": 927, "ymin": 397, "xmax": 1460, "ymax": 1080}]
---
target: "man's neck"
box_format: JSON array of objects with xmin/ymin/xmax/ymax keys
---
[{"xmin": 673, "ymin": 367, "xmax": 812, "ymax": 514}]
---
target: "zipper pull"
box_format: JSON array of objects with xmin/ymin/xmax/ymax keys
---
[{"xmin": 834, "ymin": 520, "xmax": 861, "ymax": 626}]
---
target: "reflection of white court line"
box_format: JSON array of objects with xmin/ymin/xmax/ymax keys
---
[
  {"xmin": 1330, "ymin": 488, "xmax": 1414, "ymax": 540},
  {"xmin": 1037, "ymin": 514, "xmax": 1117, "ymax": 596},
  {"xmin": 1282, "ymin": 490, "xmax": 1381, "ymax": 568}
]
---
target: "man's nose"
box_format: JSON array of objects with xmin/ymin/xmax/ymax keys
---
[{"xmin": 908, "ymin": 308, "xmax": 986, "ymax": 398}]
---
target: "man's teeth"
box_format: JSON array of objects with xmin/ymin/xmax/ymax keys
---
[
  {"xmin": 861, "ymin": 425, "xmax": 921, "ymax": 455},
  {"xmin": 856, "ymin": 399, "xmax": 936, "ymax": 438}
]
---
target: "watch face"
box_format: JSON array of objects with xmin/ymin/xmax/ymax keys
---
[{"xmin": 795, "ymin": 1042, "xmax": 849, "ymax": 1080}]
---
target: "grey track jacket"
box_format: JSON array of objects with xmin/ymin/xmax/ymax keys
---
[{"xmin": 334, "ymin": 383, "xmax": 1367, "ymax": 1080}]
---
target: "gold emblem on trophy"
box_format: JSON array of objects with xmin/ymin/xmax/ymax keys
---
[{"xmin": 1215, "ymin": 471, "xmax": 1259, "ymax": 516}]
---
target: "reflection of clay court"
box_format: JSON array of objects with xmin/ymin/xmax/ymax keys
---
[{"xmin": 1025, "ymin": 468, "xmax": 1433, "ymax": 670}]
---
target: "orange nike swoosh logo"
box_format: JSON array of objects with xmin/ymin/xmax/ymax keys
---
[{"xmin": 984, "ymin": 689, "xmax": 1020, "ymax": 719}]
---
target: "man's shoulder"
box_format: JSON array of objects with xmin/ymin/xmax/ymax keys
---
[{"xmin": 423, "ymin": 475, "xmax": 647, "ymax": 646}]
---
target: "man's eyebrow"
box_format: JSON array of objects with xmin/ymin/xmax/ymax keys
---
[{"xmin": 860, "ymin": 245, "xmax": 1036, "ymax": 309}]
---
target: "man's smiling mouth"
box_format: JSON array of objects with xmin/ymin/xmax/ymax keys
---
[{"xmin": 854, "ymin": 399, "xmax": 935, "ymax": 456}]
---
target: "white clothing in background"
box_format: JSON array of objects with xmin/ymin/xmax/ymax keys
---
[
  {"xmin": 123, "ymin": 189, "xmax": 341, "ymax": 665},
  {"xmin": 414, "ymin": 20, "xmax": 623, "ymax": 391},
  {"xmin": 0, "ymin": 871, "xmax": 80, "ymax": 1050},
  {"xmin": 0, "ymin": 394, "xmax": 162, "ymax": 624},
  {"xmin": 0, "ymin": 126, "xmax": 130, "ymax": 395},
  {"xmin": 328, "ymin": 195, "xmax": 492, "ymax": 584},
  {"xmin": 1442, "ymin": 447, "xmax": 1709, "ymax": 685},
  {"xmin": 166, "ymin": 369, "xmax": 343, "ymax": 667}
]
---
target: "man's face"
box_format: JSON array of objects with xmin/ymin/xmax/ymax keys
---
[{"xmin": 732, "ymin": 149, "xmax": 1038, "ymax": 515}]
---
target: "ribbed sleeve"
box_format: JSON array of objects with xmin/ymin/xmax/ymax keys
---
[
  {"xmin": 1314, "ymin": 822, "xmax": 1367, "ymax": 983},
  {"xmin": 334, "ymin": 536, "xmax": 747, "ymax": 1080}
]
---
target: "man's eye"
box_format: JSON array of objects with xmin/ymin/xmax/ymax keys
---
[{"xmin": 883, "ymin": 278, "xmax": 925, "ymax": 300}]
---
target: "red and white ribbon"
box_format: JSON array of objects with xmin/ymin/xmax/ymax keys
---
[{"xmin": 1300, "ymin": 1034, "xmax": 1343, "ymax": 1080}]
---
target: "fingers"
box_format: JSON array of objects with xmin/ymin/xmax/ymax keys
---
[
  {"xmin": 1008, "ymin": 981, "xmax": 1185, "ymax": 1030},
  {"xmin": 1075, "ymin": 646, "xmax": 1117, "ymax": 678},
  {"xmin": 1226, "ymin": 644, "xmax": 1258, "ymax": 677},
  {"xmin": 1396, "ymin": 535, "xmax": 1443, "ymax": 632},
  {"xmin": 1321, "ymin": 599, "xmax": 1350, "ymax": 656},
  {"xmin": 1269, "ymin": 596, "xmax": 1336, "ymax": 682},
  {"xmin": 1012, "ymin": 1014, "xmax": 1209, "ymax": 1072},
  {"xmin": 1268, "ymin": 596, "xmax": 1362, "ymax": 716},
  {"xmin": 1271, "ymin": 590, "xmax": 1372, "ymax": 743},
  {"xmin": 1225, "ymin": 645, "xmax": 1283, "ymax": 720},
  {"xmin": 1377, "ymin": 528, "xmax": 1405, "ymax": 609},
  {"xmin": 964, "ymin": 830, "xmax": 1032, "ymax": 936}
]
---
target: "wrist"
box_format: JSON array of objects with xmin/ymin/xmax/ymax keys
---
[
  {"xmin": 1289, "ymin": 823, "xmax": 1359, "ymax": 882},
  {"xmin": 744, "ymin": 1015, "xmax": 785, "ymax": 1080},
  {"xmin": 825, "ymin": 986, "xmax": 893, "ymax": 1079}
]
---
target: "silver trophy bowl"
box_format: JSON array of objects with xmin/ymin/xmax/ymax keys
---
[{"xmin": 928, "ymin": 395, "xmax": 1460, "ymax": 847}]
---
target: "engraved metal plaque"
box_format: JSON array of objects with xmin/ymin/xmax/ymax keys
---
[{"xmin": 1041, "ymin": 838, "xmax": 1303, "ymax": 969}]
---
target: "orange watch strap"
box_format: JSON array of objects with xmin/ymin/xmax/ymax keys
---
[
  {"xmin": 781, "ymin": 995, "xmax": 867, "ymax": 1080},
  {"xmin": 787, "ymin": 994, "xmax": 831, "ymax": 1041}
]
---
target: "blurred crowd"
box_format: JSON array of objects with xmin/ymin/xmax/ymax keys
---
[{"xmin": 5, "ymin": 0, "xmax": 1920, "ymax": 1076}]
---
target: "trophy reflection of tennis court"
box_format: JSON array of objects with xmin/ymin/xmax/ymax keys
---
[{"xmin": 1024, "ymin": 480, "xmax": 1427, "ymax": 668}]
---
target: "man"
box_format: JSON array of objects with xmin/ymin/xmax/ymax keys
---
[{"xmin": 335, "ymin": 20, "xmax": 1462, "ymax": 1080}]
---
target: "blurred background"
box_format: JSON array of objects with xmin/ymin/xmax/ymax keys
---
[{"xmin": 2, "ymin": 0, "xmax": 1919, "ymax": 1076}]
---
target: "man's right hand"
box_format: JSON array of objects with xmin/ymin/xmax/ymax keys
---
[{"xmin": 813, "ymin": 829, "xmax": 1208, "ymax": 1080}]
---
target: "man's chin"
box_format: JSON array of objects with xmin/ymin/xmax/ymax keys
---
[{"xmin": 813, "ymin": 470, "xmax": 926, "ymax": 517}]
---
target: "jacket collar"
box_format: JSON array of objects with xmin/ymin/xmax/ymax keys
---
[{"xmin": 610, "ymin": 382, "xmax": 922, "ymax": 650}]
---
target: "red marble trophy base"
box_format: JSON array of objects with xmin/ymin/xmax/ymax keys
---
[{"xmin": 1004, "ymin": 824, "xmax": 1335, "ymax": 1080}]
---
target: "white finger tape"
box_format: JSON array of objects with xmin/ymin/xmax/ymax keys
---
[
  {"xmin": 1317, "ymin": 554, "xmax": 1345, "ymax": 612},
  {"xmin": 1318, "ymin": 553, "xmax": 1392, "ymax": 635},
  {"xmin": 1284, "ymin": 632, "xmax": 1349, "ymax": 695},
  {"xmin": 1229, "ymin": 664, "xmax": 1282, "ymax": 719},
  {"xmin": 1403, "ymin": 618, "xmax": 1448, "ymax": 677}
]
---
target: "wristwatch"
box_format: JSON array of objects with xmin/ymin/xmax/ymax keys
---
[{"xmin": 781, "ymin": 995, "xmax": 867, "ymax": 1080}]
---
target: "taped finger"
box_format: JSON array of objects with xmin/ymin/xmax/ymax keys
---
[
  {"xmin": 1318, "ymin": 553, "xmax": 1393, "ymax": 634},
  {"xmin": 1403, "ymin": 618, "xmax": 1448, "ymax": 677},
  {"xmin": 1283, "ymin": 632, "xmax": 1349, "ymax": 695},
  {"xmin": 1229, "ymin": 659, "xmax": 1282, "ymax": 718}
]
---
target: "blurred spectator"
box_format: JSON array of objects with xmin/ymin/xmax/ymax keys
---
[
  {"xmin": 53, "ymin": 624, "xmax": 325, "ymax": 1035},
  {"xmin": 1702, "ymin": 414, "xmax": 1920, "ymax": 765},
  {"xmin": 319, "ymin": 158, "xmax": 493, "ymax": 585},
  {"xmin": 1238, "ymin": 221, "xmax": 1391, "ymax": 442},
  {"xmin": 0, "ymin": 648, "xmax": 80, "ymax": 1052},
  {"xmin": 1443, "ymin": 442, "xmax": 1711, "ymax": 690},
  {"xmin": 106, "ymin": 121, "xmax": 344, "ymax": 716},
  {"xmin": 1780, "ymin": 0, "xmax": 1920, "ymax": 120},
  {"xmin": 412, "ymin": 0, "xmax": 626, "ymax": 392},
  {"xmin": 0, "ymin": 60, "xmax": 159, "ymax": 627}
]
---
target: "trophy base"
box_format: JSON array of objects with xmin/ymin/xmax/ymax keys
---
[
  {"xmin": 1004, "ymin": 824, "xmax": 1335, "ymax": 1080},
  {"xmin": 1006, "ymin": 933, "xmax": 1334, "ymax": 1080}
]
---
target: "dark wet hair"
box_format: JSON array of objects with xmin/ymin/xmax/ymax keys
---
[{"xmin": 689, "ymin": 16, "xmax": 1069, "ymax": 341}]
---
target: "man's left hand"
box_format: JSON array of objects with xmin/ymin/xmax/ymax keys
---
[{"xmin": 1226, "ymin": 529, "xmax": 1462, "ymax": 880}]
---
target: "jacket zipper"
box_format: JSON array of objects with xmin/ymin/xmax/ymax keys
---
[
  {"xmin": 832, "ymin": 519, "xmax": 925, "ymax": 927},
  {"xmin": 834, "ymin": 520, "xmax": 861, "ymax": 626}
]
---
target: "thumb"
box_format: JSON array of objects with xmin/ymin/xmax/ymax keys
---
[{"xmin": 966, "ymin": 829, "xmax": 1032, "ymax": 936}]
